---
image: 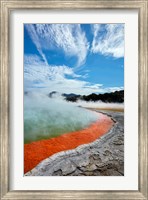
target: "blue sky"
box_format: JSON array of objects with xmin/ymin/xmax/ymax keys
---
[{"xmin": 24, "ymin": 24, "xmax": 124, "ymax": 95}]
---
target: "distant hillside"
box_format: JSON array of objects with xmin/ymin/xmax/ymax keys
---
[
  {"xmin": 47, "ymin": 90, "xmax": 124, "ymax": 103},
  {"xmin": 64, "ymin": 90, "xmax": 124, "ymax": 103}
]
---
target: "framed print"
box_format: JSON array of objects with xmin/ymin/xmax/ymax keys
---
[{"xmin": 0, "ymin": 0, "xmax": 147, "ymax": 199}]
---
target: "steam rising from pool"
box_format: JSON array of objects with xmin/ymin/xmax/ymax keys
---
[
  {"xmin": 75, "ymin": 100, "xmax": 124, "ymax": 110},
  {"xmin": 24, "ymin": 93, "xmax": 99, "ymax": 143}
]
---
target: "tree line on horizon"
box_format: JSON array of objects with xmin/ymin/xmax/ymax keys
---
[
  {"xmin": 62, "ymin": 90, "xmax": 124, "ymax": 103},
  {"xmin": 25, "ymin": 90, "xmax": 124, "ymax": 103}
]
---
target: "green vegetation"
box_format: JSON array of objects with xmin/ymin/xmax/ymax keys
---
[{"xmin": 63, "ymin": 90, "xmax": 124, "ymax": 103}]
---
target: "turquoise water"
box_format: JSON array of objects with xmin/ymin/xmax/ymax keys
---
[{"xmin": 24, "ymin": 95, "xmax": 99, "ymax": 144}]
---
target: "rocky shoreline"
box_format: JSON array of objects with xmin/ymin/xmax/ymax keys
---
[{"xmin": 25, "ymin": 110, "xmax": 124, "ymax": 176}]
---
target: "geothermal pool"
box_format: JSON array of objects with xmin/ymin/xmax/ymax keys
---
[{"xmin": 24, "ymin": 95, "xmax": 114, "ymax": 173}]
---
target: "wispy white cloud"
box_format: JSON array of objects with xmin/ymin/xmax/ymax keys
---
[
  {"xmin": 91, "ymin": 24, "xmax": 124, "ymax": 58},
  {"xmin": 24, "ymin": 55, "xmax": 123, "ymax": 95},
  {"xmin": 25, "ymin": 25, "xmax": 48, "ymax": 65},
  {"xmin": 25, "ymin": 24, "xmax": 89, "ymax": 67},
  {"xmin": 24, "ymin": 55, "xmax": 80, "ymax": 82}
]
